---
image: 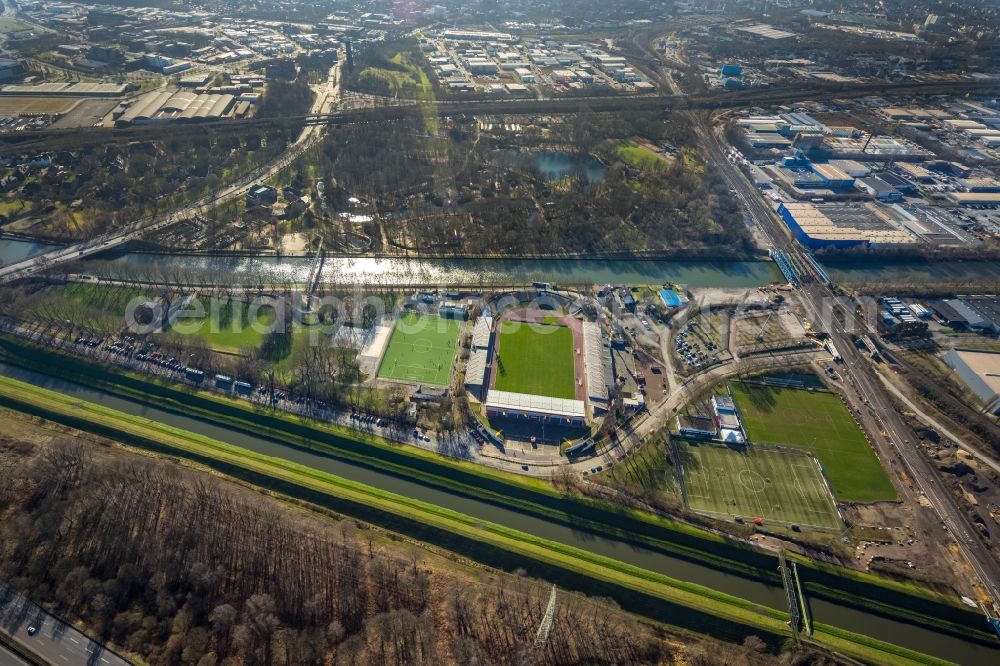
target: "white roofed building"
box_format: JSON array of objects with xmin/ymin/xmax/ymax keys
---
[{"xmin": 484, "ymin": 390, "xmax": 585, "ymax": 426}]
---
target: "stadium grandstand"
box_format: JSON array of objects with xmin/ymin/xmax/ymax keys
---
[
  {"xmin": 464, "ymin": 316, "xmax": 494, "ymax": 400},
  {"xmin": 582, "ymin": 321, "xmax": 610, "ymax": 413},
  {"xmin": 465, "ymin": 349, "xmax": 490, "ymax": 399},
  {"xmin": 484, "ymin": 390, "xmax": 586, "ymax": 427},
  {"xmin": 471, "ymin": 318, "xmax": 492, "ymax": 351}
]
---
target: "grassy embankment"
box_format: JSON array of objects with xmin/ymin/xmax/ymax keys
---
[
  {"xmin": 35, "ymin": 284, "xmax": 277, "ymax": 354},
  {"xmin": 617, "ymin": 140, "xmax": 671, "ymax": 172},
  {"xmin": 0, "ymin": 374, "xmax": 962, "ymax": 666},
  {"xmin": 0, "ymin": 334, "xmax": 991, "ymax": 647}
]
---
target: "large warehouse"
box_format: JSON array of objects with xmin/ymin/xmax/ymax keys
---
[
  {"xmin": 116, "ymin": 90, "xmax": 236, "ymax": 125},
  {"xmin": 944, "ymin": 348, "xmax": 1000, "ymax": 414},
  {"xmin": 777, "ymin": 202, "xmax": 918, "ymax": 249}
]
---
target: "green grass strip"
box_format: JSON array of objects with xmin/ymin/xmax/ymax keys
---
[
  {"xmin": 0, "ymin": 334, "xmax": 989, "ymax": 645},
  {"xmin": 0, "ymin": 375, "xmax": 960, "ymax": 666}
]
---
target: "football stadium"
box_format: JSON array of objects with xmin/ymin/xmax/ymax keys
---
[{"xmin": 466, "ymin": 298, "xmax": 612, "ymax": 436}]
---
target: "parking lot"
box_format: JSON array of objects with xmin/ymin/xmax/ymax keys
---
[{"xmin": 673, "ymin": 311, "xmax": 732, "ymax": 375}]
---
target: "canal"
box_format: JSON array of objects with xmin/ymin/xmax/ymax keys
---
[
  {"xmin": 5, "ymin": 238, "xmax": 1000, "ymax": 291},
  {"xmin": 1, "ymin": 361, "xmax": 996, "ymax": 664}
]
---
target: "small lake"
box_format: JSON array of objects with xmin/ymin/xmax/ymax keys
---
[
  {"xmin": 497, "ymin": 150, "xmax": 606, "ymax": 184},
  {"xmin": 535, "ymin": 151, "xmax": 606, "ymax": 184}
]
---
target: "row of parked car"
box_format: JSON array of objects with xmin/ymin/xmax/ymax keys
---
[
  {"xmin": 674, "ymin": 324, "xmax": 719, "ymax": 369},
  {"xmin": 67, "ymin": 330, "xmax": 440, "ymax": 448},
  {"xmin": 351, "ymin": 411, "xmax": 388, "ymax": 427}
]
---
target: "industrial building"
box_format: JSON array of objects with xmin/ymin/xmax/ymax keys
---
[
  {"xmin": 441, "ymin": 29, "xmax": 516, "ymax": 42},
  {"xmin": 776, "ymin": 202, "xmax": 917, "ymax": 249},
  {"xmin": 928, "ymin": 298, "xmax": 1000, "ymax": 333},
  {"xmin": 0, "ymin": 59, "xmax": 27, "ymax": 82},
  {"xmin": 733, "ymin": 23, "xmax": 797, "ymax": 40},
  {"xmin": 944, "ymin": 349, "xmax": 1000, "ymax": 414},
  {"xmin": 484, "ymin": 389, "xmax": 586, "ymax": 426},
  {"xmin": 811, "ymin": 163, "xmax": 855, "ymax": 188},
  {"xmin": 855, "ymin": 176, "xmax": 903, "ymax": 202},
  {"xmin": 116, "ymin": 89, "xmax": 235, "ymax": 125},
  {"xmin": 948, "ymin": 192, "xmax": 1000, "ymax": 206}
]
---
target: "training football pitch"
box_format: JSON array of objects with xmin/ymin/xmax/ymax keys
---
[
  {"xmin": 729, "ymin": 382, "xmax": 896, "ymax": 502},
  {"xmin": 494, "ymin": 321, "xmax": 576, "ymax": 399},
  {"xmin": 377, "ymin": 313, "xmax": 462, "ymax": 386},
  {"xmin": 677, "ymin": 440, "xmax": 841, "ymax": 530}
]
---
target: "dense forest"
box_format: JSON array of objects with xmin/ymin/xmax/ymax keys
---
[
  {"xmin": 0, "ymin": 422, "xmax": 841, "ymax": 666},
  {"xmin": 297, "ymin": 109, "xmax": 756, "ymax": 258}
]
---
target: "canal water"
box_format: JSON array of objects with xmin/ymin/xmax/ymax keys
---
[
  {"xmin": 0, "ymin": 239, "xmax": 56, "ymax": 267},
  {"xmin": 822, "ymin": 257, "xmax": 1000, "ymax": 286},
  {"xmin": 1, "ymin": 362, "xmax": 996, "ymax": 664},
  {"xmin": 93, "ymin": 254, "xmax": 782, "ymax": 288},
  {"xmin": 5, "ymin": 238, "xmax": 1000, "ymax": 290}
]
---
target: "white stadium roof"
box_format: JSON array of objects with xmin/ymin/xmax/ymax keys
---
[
  {"xmin": 485, "ymin": 389, "xmax": 585, "ymax": 419},
  {"xmin": 582, "ymin": 321, "xmax": 608, "ymax": 402},
  {"xmin": 465, "ymin": 348, "xmax": 489, "ymax": 388},
  {"xmin": 471, "ymin": 318, "xmax": 492, "ymax": 350}
]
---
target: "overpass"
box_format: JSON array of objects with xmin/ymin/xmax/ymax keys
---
[{"xmin": 1, "ymin": 77, "xmax": 997, "ymax": 151}]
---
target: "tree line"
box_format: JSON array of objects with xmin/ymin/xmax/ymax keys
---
[{"xmin": 0, "ymin": 437, "xmax": 687, "ymax": 665}]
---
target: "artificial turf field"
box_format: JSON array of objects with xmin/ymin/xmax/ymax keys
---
[
  {"xmin": 494, "ymin": 321, "xmax": 576, "ymax": 399},
  {"xmin": 677, "ymin": 440, "xmax": 841, "ymax": 530},
  {"xmin": 729, "ymin": 382, "xmax": 896, "ymax": 503},
  {"xmin": 377, "ymin": 313, "xmax": 462, "ymax": 386}
]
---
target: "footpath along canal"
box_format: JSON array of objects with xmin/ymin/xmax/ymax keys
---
[{"xmin": 0, "ymin": 361, "xmax": 997, "ymax": 664}]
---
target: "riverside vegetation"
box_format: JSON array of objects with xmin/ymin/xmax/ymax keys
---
[{"xmin": 0, "ymin": 406, "xmax": 861, "ymax": 666}]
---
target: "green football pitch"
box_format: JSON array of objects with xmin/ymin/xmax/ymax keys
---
[
  {"xmin": 377, "ymin": 313, "xmax": 463, "ymax": 386},
  {"xmin": 677, "ymin": 440, "xmax": 841, "ymax": 529},
  {"xmin": 729, "ymin": 382, "xmax": 896, "ymax": 502},
  {"xmin": 494, "ymin": 321, "xmax": 576, "ymax": 399}
]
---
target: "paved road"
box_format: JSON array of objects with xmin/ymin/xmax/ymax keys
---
[
  {"xmin": 0, "ymin": 582, "xmax": 131, "ymax": 666},
  {"xmin": 698, "ymin": 116, "xmax": 1000, "ymax": 607},
  {"xmin": 0, "ymin": 61, "xmax": 341, "ymax": 284},
  {"xmin": 878, "ymin": 370, "xmax": 1000, "ymax": 477}
]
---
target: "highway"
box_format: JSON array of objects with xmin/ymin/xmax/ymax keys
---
[
  {"xmin": 0, "ymin": 582, "xmax": 131, "ymax": 666},
  {"xmin": 697, "ymin": 115, "xmax": 1000, "ymax": 608}
]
